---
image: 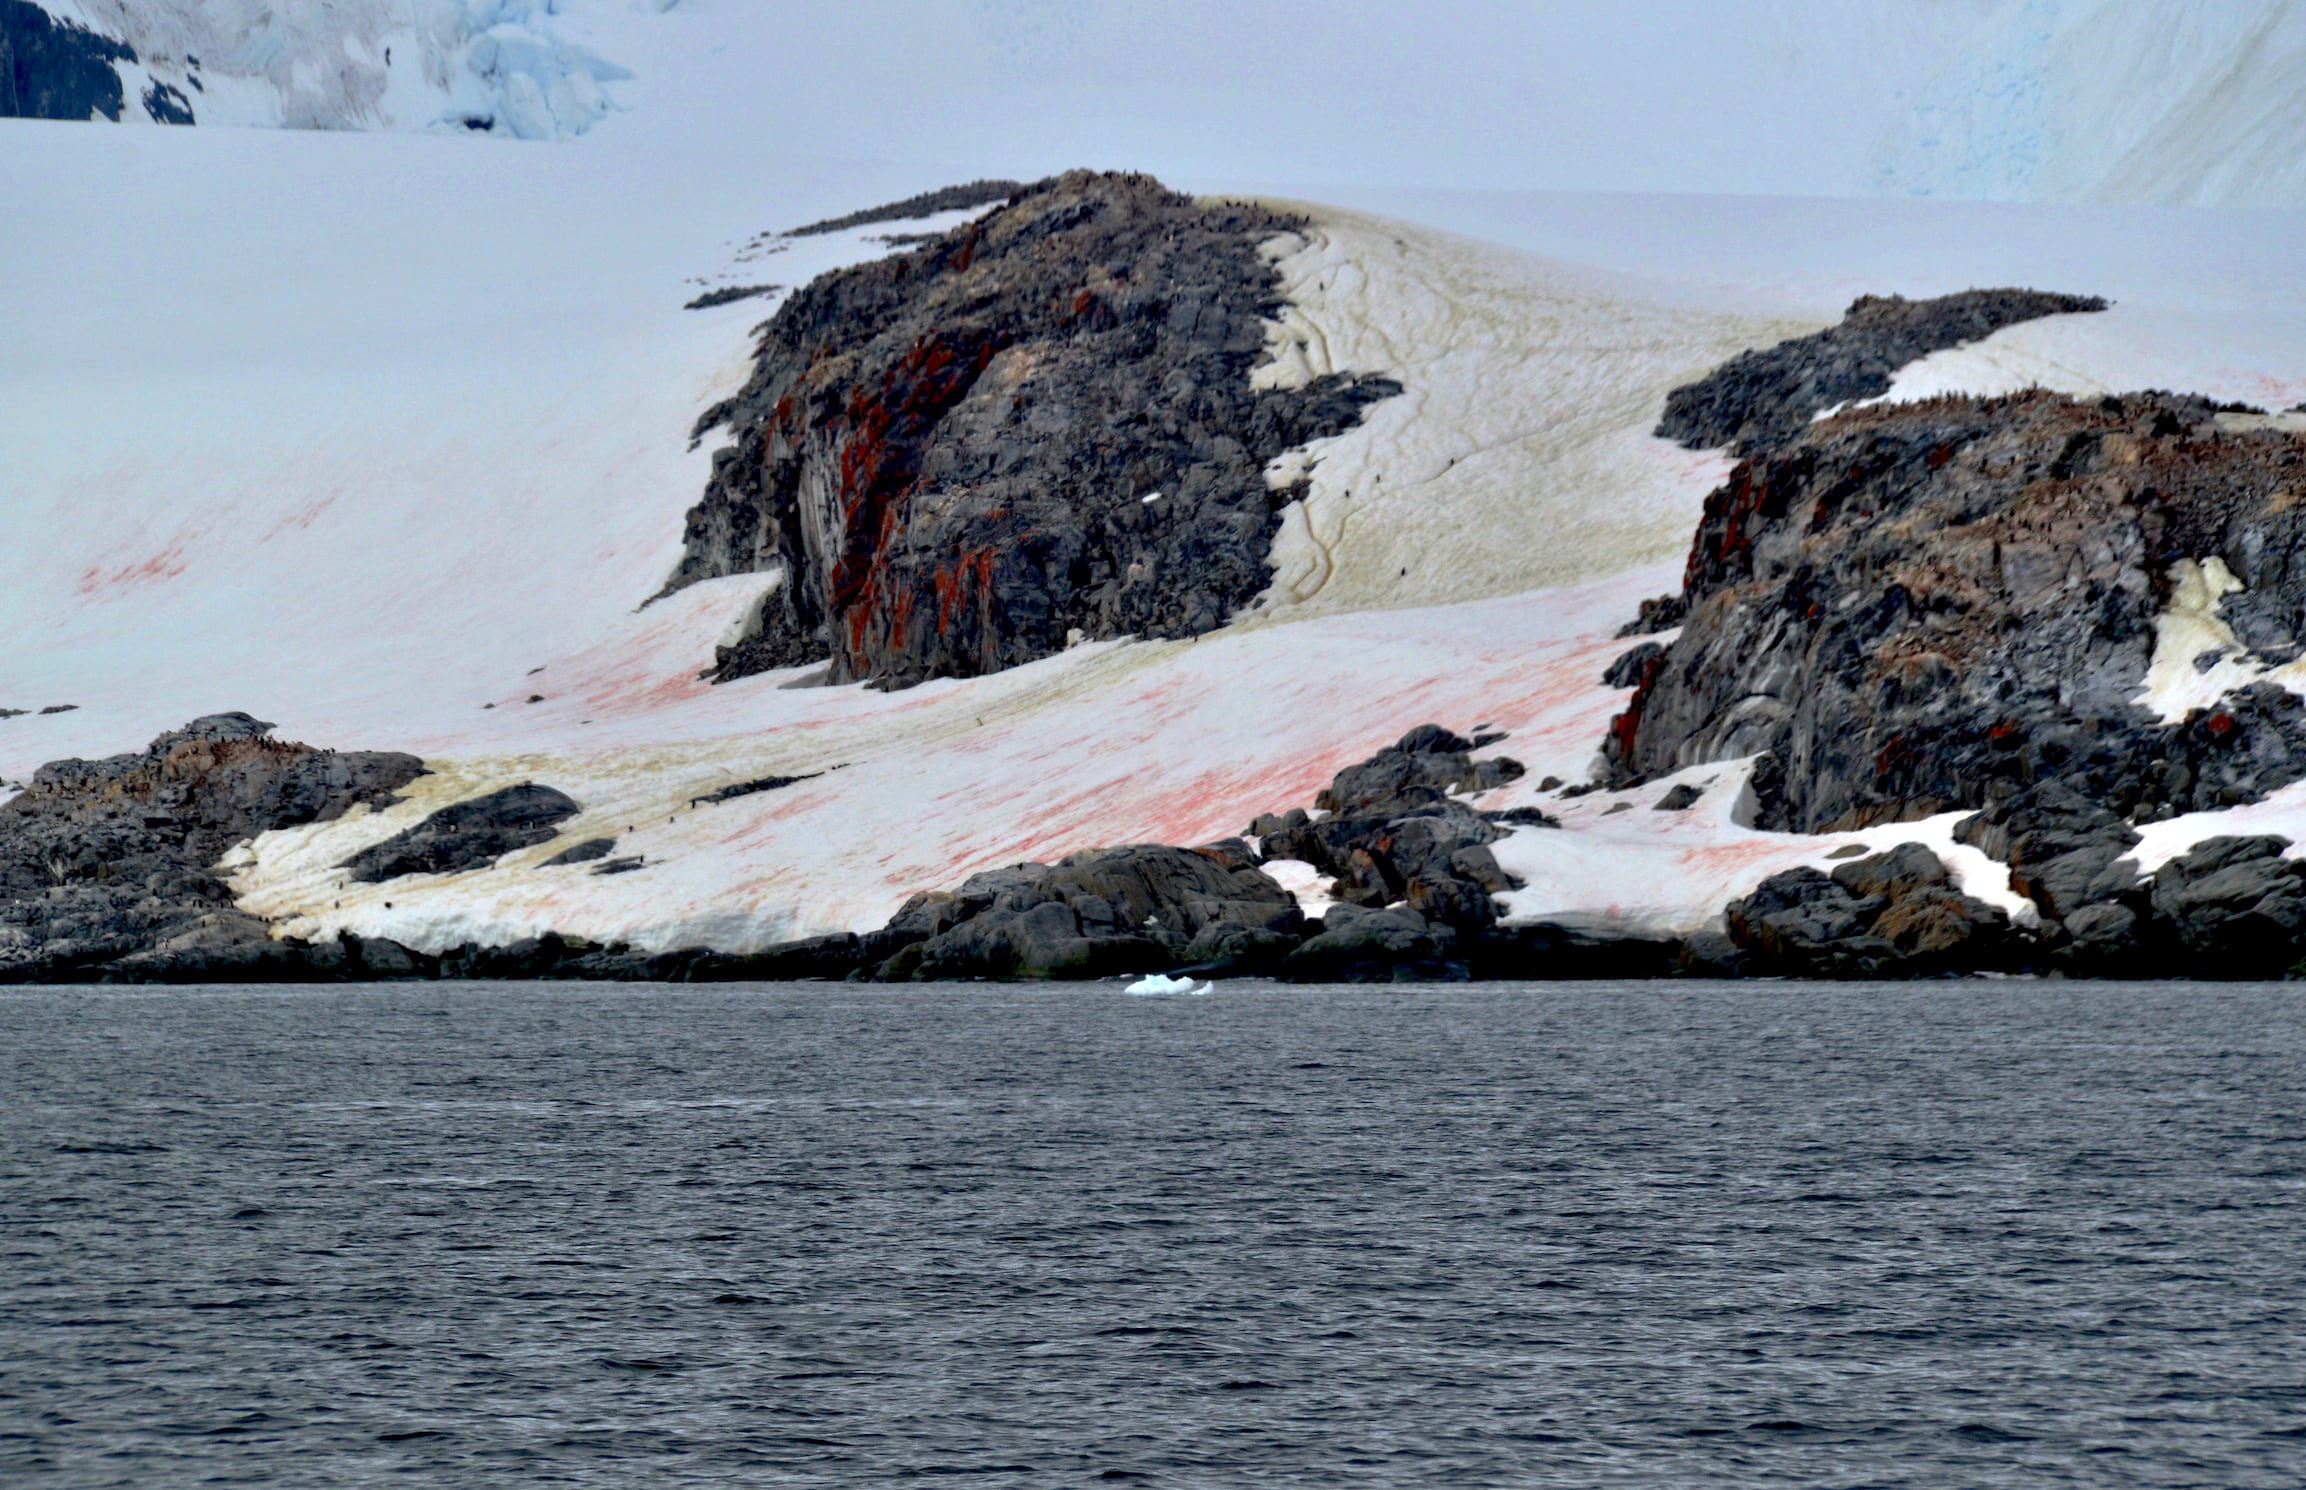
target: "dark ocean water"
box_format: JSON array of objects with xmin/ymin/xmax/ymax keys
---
[{"xmin": 3, "ymin": 981, "xmax": 2304, "ymax": 1487}]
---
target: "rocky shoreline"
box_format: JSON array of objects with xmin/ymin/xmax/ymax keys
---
[
  {"xmin": 11, "ymin": 187, "xmax": 2306, "ymax": 983},
  {"xmin": 14, "ymin": 708, "xmax": 2306, "ymax": 984}
]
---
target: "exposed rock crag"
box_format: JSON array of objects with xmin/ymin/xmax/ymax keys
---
[
  {"xmin": 670, "ymin": 170, "xmax": 1399, "ymax": 688},
  {"xmin": 340, "ymin": 783, "xmax": 582, "ymax": 883},
  {"xmin": 1610, "ymin": 390, "xmax": 2306, "ymax": 845},
  {"xmin": 785, "ymin": 180, "xmax": 1025, "ymax": 237},
  {"xmin": 0, "ymin": 1, "xmax": 133, "ymax": 122},
  {"xmin": 857, "ymin": 842, "xmax": 1303, "ymax": 981},
  {"xmin": 1655, "ymin": 289, "xmax": 2107, "ymax": 455},
  {"xmin": 0, "ymin": 714, "xmax": 424, "ymax": 981},
  {"xmin": 1724, "ymin": 844, "xmax": 2013, "ymax": 976}
]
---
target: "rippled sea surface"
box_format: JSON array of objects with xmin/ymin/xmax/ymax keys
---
[{"xmin": 4, "ymin": 981, "xmax": 2305, "ymax": 1486}]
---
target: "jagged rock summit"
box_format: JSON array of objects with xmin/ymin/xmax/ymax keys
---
[
  {"xmin": 669, "ymin": 169, "xmax": 1400, "ymax": 689},
  {"xmin": 1610, "ymin": 388, "xmax": 2306, "ymax": 836}
]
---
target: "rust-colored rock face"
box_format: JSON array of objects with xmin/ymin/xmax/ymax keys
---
[
  {"xmin": 667, "ymin": 170, "xmax": 1398, "ymax": 689},
  {"xmin": 1609, "ymin": 390, "xmax": 2306, "ymax": 835}
]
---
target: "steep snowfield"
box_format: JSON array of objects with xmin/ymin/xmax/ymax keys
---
[
  {"xmin": 4, "ymin": 97, "xmax": 2305, "ymax": 949},
  {"xmin": 1247, "ymin": 212, "xmax": 1784, "ymax": 621}
]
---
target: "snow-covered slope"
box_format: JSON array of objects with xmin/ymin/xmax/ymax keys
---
[
  {"xmin": 5, "ymin": 96, "xmax": 2304, "ymax": 953},
  {"xmin": 12, "ymin": 2, "xmax": 2306, "ymax": 206}
]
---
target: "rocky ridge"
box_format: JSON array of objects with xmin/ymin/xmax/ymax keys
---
[
  {"xmin": 0, "ymin": 714, "xmax": 424, "ymax": 981},
  {"xmin": 0, "ymin": 1, "xmax": 134, "ymax": 122},
  {"xmin": 669, "ymin": 170, "xmax": 1399, "ymax": 689},
  {"xmin": 1608, "ymin": 292, "xmax": 2306, "ymax": 973},
  {"xmin": 1654, "ymin": 288, "xmax": 2108, "ymax": 455}
]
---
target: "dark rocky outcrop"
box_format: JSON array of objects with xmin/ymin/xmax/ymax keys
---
[
  {"xmin": 0, "ymin": 1, "xmax": 132, "ymax": 121},
  {"xmin": 1654, "ymin": 289, "xmax": 2107, "ymax": 455},
  {"xmin": 542, "ymin": 836, "xmax": 618, "ymax": 866},
  {"xmin": 1614, "ymin": 593, "xmax": 1687, "ymax": 637},
  {"xmin": 1609, "ymin": 391, "xmax": 2306, "ymax": 848},
  {"xmin": 689, "ymin": 771, "xmax": 823, "ymax": 807},
  {"xmin": 786, "ymin": 180, "xmax": 1025, "ymax": 237},
  {"xmin": 1723, "ymin": 844, "xmax": 2013, "ymax": 976},
  {"xmin": 2145, "ymin": 836, "xmax": 2306, "ymax": 978},
  {"xmin": 684, "ymin": 283, "xmax": 779, "ymax": 311},
  {"xmin": 1255, "ymin": 725, "xmax": 1528, "ymax": 938},
  {"xmin": 830, "ymin": 723, "xmax": 1551, "ymax": 984},
  {"xmin": 340, "ymin": 783, "xmax": 582, "ymax": 883},
  {"xmin": 1603, "ymin": 640, "xmax": 1665, "ymax": 688},
  {"xmin": 1279, "ymin": 903, "xmax": 1462, "ymax": 983},
  {"xmin": 2034, "ymin": 834, "xmax": 2306, "ymax": 980},
  {"xmin": 0, "ymin": 714, "xmax": 425, "ymax": 981},
  {"xmin": 1653, "ymin": 783, "xmax": 1703, "ymax": 811},
  {"xmin": 668, "ymin": 170, "xmax": 1399, "ymax": 688},
  {"xmin": 856, "ymin": 842, "xmax": 1303, "ymax": 981}
]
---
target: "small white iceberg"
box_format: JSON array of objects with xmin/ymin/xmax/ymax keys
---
[{"xmin": 1124, "ymin": 973, "xmax": 1212, "ymax": 996}]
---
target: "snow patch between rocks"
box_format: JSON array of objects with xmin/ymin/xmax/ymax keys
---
[{"xmin": 1490, "ymin": 758, "xmax": 2036, "ymax": 939}]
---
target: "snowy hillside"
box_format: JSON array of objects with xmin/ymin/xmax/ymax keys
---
[
  {"xmin": 4, "ymin": 85, "xmax": 2303, "ymax": 963},
  {"xmin": 6, "ymin": 2, "xmax": 2304, "ymax": 205}
]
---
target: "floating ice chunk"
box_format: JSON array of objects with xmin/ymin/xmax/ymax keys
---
[{"xmin": 1125, "ymin": 973, "xmax": 1210, "ymax": 995}]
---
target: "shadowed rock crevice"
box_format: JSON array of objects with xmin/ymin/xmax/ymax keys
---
[
  {"xmin": 668, "ymin": 170, "xmax": 1400, "ymax": 689},
  {"xmin": 1655, "ymin": 288, "xmax": 2107, "ymax": 455}
]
